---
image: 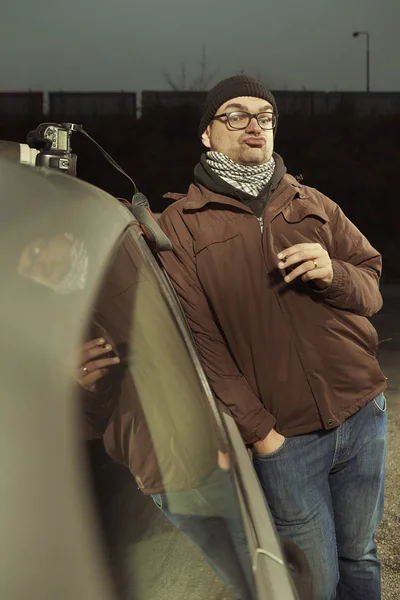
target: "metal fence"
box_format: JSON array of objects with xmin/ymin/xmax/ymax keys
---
[
  {"xmin": 141, "ymin": 91, "xmax": 207, "ymax": 115},
  {"xmin": 141, "ymin": 90, "xmax": 400, "ymax": 117},
  {"xmin": 0, "ymin": 92, "xmax": 44, "ymax": 116},
  {"xmin": 48, "ymin": 92, "xmax": 137, "ymax": 117},
  {"xmin": 0, "ymin": 90, "xmax": 399, "ymax": 118}
]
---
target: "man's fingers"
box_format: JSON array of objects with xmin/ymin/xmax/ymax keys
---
[
  {"xmin": 283, "ymin": 261, "xmax": 316, "ymax": 283},
  {"xmin": 82, "ymin": 343, "xmax": 114, "ymax": 364},
  {"xmin": 277, "ymin": 245, "xmax": 327, "ymax": 271},
  {"xmin": 277, "ymin": 243, "xmax": 322, "ymax": 260},
  {"xmin": 278, "ymin": 254, "xmax": 302, "ymax": 269},
  {"xmin": 275, "ymin": 243, "xmax": 333, "ymax": 288},
  {"xmin": 81, "ymin": 338, "xmax": 105, "ymax": 352},
  {"xmin": 76, "ymin": 337, "xmax": 121, "ymax": 392},
  {"xmin": 278, "ymin": 252, "xmax": 308, "ymax": 269},
  {"xmin": 84, "ymin": 356, "xmax": 120, "ymax": 372},
  {"xmin": 78, "ymin": 355, "xmax": 120, "ymax": 391}
]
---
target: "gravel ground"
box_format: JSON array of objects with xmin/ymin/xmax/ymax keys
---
[
  {"xmin": 372, "ymin": 288, "xmax": 400, "ymax": 600},
  {"xmin": 376, "ymin": 387, "xmax": 400, "ymax": 600}
]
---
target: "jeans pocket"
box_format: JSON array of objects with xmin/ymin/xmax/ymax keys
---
[
  {"xmin": 372, "ymin": 393, "xmax": 387, "ymax": 413},
  {"xmin": 253, "ymin": 437, "xmax": 289, "ymax": 460},
  {"xmin": 151, "ymin": 493, "xmax": 164, "ymax": 510}
]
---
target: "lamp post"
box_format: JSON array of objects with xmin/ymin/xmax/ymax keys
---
[{"xmin": 353, "ymin": 31, "xmax": 370, "ymax": 92}]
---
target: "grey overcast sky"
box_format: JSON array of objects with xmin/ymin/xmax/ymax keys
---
[{"xmin": 0, "ymin": 0, "xmax": 398, "ymax": 93}]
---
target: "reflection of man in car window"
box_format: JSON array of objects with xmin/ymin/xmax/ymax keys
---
[
  {"xmin": 17, "ymin": 228, "xmax": 255, "ymax": 600},
  {"xmin": 84, "ymin": 235, "xmax": 255, "ymax": 600}
]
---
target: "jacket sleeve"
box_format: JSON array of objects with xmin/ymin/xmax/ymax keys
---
[
  {"xmin": 80, "ymin": 386, "xmax": 117, "ymax": 440},
  {"xmin": 79, "ymin": 323, "xmax": 118, "ymax": 441},
  {"xmin": 311, "ymin": 196, "xmax": 383, "ymax": 317},
  {"xmin": 159, "ymin": 207, "xmax": 276, "ymax": 445}
]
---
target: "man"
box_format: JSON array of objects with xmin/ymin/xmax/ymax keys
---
[{"xmin": 158, "ymin": 75, "xmax": 387, "ymax": 600}]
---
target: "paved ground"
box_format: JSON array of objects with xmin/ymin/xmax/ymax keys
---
[{"xmin": 88, "ymin": 286, "xmax": 400, "ymax": 600}]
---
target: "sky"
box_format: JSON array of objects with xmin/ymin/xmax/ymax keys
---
[{"xmin": 0, "ymin": 0, "xmax": 399, "ymax": 94}]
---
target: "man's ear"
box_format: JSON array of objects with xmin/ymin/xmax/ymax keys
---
[{"xmin": 201, "ymin": 125, "xmax": 212, "ymax": 149}]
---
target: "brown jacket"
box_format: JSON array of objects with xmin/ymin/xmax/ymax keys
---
[{"xmin": 158, "ymin": 160, "xmax": 387, "ymax": 445}]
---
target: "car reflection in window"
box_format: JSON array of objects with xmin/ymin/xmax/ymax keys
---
[
  {"xmin": 18, "ymin": 225, "xmax": 256, "ymax": 600},
  {"xmin": 18, "ymin": 232, "xmax": 88, "ymax": 294}
]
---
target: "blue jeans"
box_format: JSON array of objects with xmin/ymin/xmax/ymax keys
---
[
  {"xmin": 152, "ymin": 467, "xmax": 255, "ymax": 600},
  {"xmin": 253, "ymin": 393, "xmax": 387, "ymax": 600}
]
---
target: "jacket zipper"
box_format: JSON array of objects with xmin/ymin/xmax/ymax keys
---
[
  {"xmin": 256, "ymin": 182, "xmax": 292, "ymax": 234},
  {"xmin": 256, "ymin": 183, "xmax": 294, "ymax": 234}
]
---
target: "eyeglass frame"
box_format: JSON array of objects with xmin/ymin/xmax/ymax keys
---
[{"xmin": 210, "ymin": 110, "xmax": 278, "ymax": 131}]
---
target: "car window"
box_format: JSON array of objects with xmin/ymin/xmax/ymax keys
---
[{"xmin": 88, "ymin": 226, "xmax": 255, "ymax": 600}]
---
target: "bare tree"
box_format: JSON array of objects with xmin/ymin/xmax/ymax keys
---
[
  {"xmin": 162, "ymin": 46, "xmax": 218, "ymax": 91},
  {"xmin": 162, "ymin": 62, "xmax": 188, "ymax": 91}
]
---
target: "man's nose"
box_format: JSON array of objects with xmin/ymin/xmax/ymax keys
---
[{"xmin": 245, "ymin": 116, "xmax": 262, "ymax": 134}]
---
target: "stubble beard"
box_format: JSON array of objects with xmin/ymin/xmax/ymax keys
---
[{"xmin": 231, "ymin": 145, "xmax": 270, "ymax": 166}]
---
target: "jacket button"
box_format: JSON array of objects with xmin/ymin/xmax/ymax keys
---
[{"xmin": 327, "ymin": 419, "xmax": 334, "ymax": 427}]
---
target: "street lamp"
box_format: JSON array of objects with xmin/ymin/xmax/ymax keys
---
[{"xmin": 353, "ymin": 31, "xmax": 370, "ymax": 92}]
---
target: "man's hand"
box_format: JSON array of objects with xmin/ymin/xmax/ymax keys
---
[
  {"xmin": 75, "ymin": 338, "xmax": 120, "ymax": 392},
  {"xmin": 253, "ymin": 429, "xmax": 286, "ymax": 456},
  {"xmin": 277, "ymin": 243, "xmax": 333, "ymax": 289}
]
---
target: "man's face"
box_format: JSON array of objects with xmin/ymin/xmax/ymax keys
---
[{"xmin": 201, "ymin": 96, "xmax": 275, "ymax": 166}]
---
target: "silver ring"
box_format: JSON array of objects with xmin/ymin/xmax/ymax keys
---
[{"xmin": 313, "ymin": 260, "xmax": 318, "ymax": 270}]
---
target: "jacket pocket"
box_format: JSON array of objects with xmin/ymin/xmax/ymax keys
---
[
  {"xmin": 193, "ymin": 230, "xmax": 239, "ymax": 255},
  {"xmin": 361, "ymin": 317, "xmax": 379, "ymax": 353},
  {"xmin": 151, "ymin": 493, "xmax": 164, "ymax": 510},
  {"xmin": 282, "ymin": 200, "xmax": 330, "ymax": 225},
  {"xmin": 372, "ymin": 393, "xmax": 387, "ymax": 413}
]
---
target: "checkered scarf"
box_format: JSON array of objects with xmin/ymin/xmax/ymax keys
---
[{"xmin": 206, "ymin": 151, "xmax": 275, "ymax": 197}]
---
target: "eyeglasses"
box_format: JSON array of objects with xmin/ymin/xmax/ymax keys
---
[{"xmin": 211, "ymin": 111, "xmax": 278, "ymax": 131}]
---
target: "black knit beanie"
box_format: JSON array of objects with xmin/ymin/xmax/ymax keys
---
[{"xmin": 198, "ymin": 75, "xmax": 278, "ymax": 138}]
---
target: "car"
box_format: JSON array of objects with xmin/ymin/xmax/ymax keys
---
[{"xmin": 0, "ymin": 157, "xmax": 311, "ymax": 600}]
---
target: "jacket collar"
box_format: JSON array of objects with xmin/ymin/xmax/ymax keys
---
[{"xmin": 174, "ymin": 174, "xmax": 307, "ymax": 215}]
